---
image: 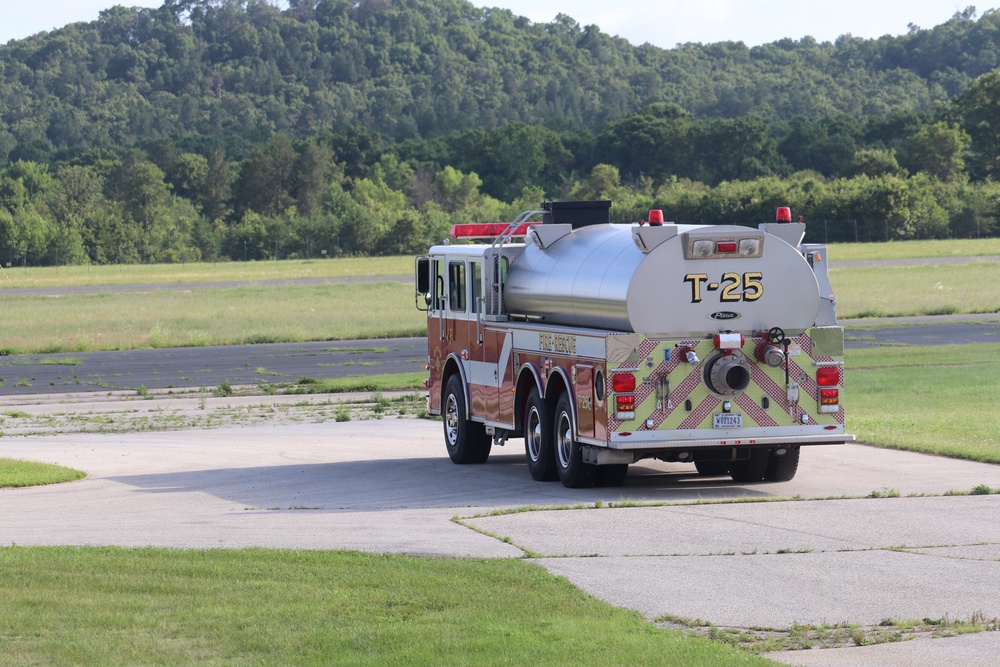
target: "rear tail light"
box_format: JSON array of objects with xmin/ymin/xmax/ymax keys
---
[
  {"xmin": 612, "ymin": 373, "xmax": 636, "ymax": 392},
  {"xmin": 616, "ymin": 394, "xmax": 635, "ymax": 420},
  {"xmin": 817, "ymin": 367, "xmax": 840, "ymax": 386},
  {"xmin": 715, "ymin": 241, "xmax": 737, "ymax": 253},
  {"xmin": 613, "ymin": 372, "xmax": 636, "ymax": 419},
  {"xmin": 819, "ymin": 387, "xmax": 840, "ymax": 413}
]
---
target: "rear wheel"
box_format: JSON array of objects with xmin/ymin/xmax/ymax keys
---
[
  {"xmin": 443, "ymin": 375, "xmax": 491, "ymax": 464},
  {"xmin": 765, "ymin": 446, "xmax": 800, "ymax": 482},
  {"xmin": 554, "ymin": 393, "xmax": 596, "ymax": 488},
  {"xmin": 694, "ymin": 460, "xmax": 730, "ymax": 477},
  {"xmin": 524, "ymin": 387, "xmax": 557, "ymax": 481},
  {"xmin": 729, "ymin": 448, "xmax": 769, "ymax": 483}
]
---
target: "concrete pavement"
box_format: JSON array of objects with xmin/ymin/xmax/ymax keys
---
[{"xmin": 1, "ymin": 411, "xmax": 999, "ymax": 665}]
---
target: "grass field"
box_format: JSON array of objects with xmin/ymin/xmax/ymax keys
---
[
  {"xmin": 846, "ymin": 343, "xmax": 1000, "ymax": 463},
  {"xmin": 826, "ymin": 237, "xmax": 1000, "ymax": 261},
  {"xmin": 0, "ymin": 283, "xmax": 426, "ymax": 354},
  {"xmin": 0, "ymin": 547, "xmax": 773, "ymax": 666},
  {"xmin": 830, "ymin": 260, "xmax": 1000, "ymax": 318},
  {"xmin": 0, "ymin": 239, "xmax": 995, "ymax": 354},
  {"xmin": 0, "ymin": 256, "xmax": 412, "ymax": 289}
]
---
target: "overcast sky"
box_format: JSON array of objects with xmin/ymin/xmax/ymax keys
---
[{"xmin": 0, "ymin": 1, "xmax": 985, "ymax": 48}]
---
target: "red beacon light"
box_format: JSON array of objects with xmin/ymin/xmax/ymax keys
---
[
  {"xmin": 647, "ymin": 209, "xmax": 664, "ymax": 226},
  {"xmin": 776, "ymin": 207, "xmax": 792, "ymax": 223}
]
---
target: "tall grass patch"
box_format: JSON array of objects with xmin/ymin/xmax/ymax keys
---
[
  {"xmin": 0, "ymin": 547, "xmax": 771, "ymax": 666},
  {"xmin": 846, "ymin": 344, "xmax": 1000, "ymax": 462}
]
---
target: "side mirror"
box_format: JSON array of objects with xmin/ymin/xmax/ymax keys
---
[{"xmin": 415, "ymin": 257, "xmax": 430, "ymax": 295}]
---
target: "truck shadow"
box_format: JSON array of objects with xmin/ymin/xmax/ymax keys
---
[{"xmin": 106, "ymin": 452, "xmax": 775, "ymax": 511}]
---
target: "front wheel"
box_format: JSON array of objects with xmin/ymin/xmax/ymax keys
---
[
  {"xmin": 443, "ymin": 375, "xmax": 491, "ymax": 464},
  {"xmin": 554, "ymin": 392, "xmax": 595, "ymax": 488}
]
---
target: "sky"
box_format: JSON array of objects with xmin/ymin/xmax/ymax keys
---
[{"xmin": 0, "ymin": 0, "xmax": 987, "ymax": 48}]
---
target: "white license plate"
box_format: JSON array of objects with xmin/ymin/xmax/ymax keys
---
[{"xmin": 713, "ymin": 413, "xmax": 743, "ymax": 428}]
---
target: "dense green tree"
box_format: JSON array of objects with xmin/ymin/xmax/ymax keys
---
[
  {"xmin": 779, "ymin": 116, "xmax": 863, "ymax": 177},
  {"xmin": 232, "ymin": 134, "xmax": 297, "ymax": 217},
  {"xmin": 954, "ymin": 70, "xmax": 1000, "ymax": 178},
  {"xmin": 0, "ymin": 0, "xmax": 997, "ymax": 266},
  {"xmin": 900, "ymin": 121, "xmax": 970, "ymax": 181}
]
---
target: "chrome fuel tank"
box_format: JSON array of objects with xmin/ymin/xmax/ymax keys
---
[{"xmin": 503, "ymin": 223, "xmax": 822, "ymax": 335}]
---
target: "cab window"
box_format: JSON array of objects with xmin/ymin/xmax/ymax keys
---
[
  {"xmin": 470, "ymin": 261, "xmax": 482, "ymax": 314},
  {"xmin": 448, "ymin": 261, "xmax": 466, "ymax": 312}
]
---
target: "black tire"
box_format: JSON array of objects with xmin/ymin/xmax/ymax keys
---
[
  {"xmin": 524, "ymin": 387, "xmax": 558, "ymax": 481},
  {"xmin": 595, "ymin": 464, "xmax": 628, "ymax": 487},
  {"xmin": 442, "ymin": 375, "xmax": 491, "ymax": 464},
  {"xmin": 694, "ymin": 460, "xmax": 730, "ymax": 477},
  {"xmin": 729, "ymin": 448, "xmax": 769, "ymax": 483},
  {"xmin": 765, "ymin": 446, "xmax": 800, "ymax": 482},
  {"xmin": 554, "ymin": 392, "xmax": 596, "ymax": 488}
]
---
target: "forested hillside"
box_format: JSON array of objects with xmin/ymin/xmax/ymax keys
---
[{"xmin": 1, "ymin": 0, "xmax": 1000, "ymax": 265}]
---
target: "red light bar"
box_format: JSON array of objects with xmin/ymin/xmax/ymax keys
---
[
  {"xmin": 716, "ymin": 241, "xmax": 737, "ymax": 253},
  {"xmin": 450, "ymin": 222, "xmax": 540, "ymax": 238}
]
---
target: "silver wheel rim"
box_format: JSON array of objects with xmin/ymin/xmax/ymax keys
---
[
  {"xmin": 526, "ymin": 406, "xmax": 542, "ymax": 462},
  {"xmin": 556, "ymin": 411, "xmax": 573, "ymax": 468},
  {"xmin": 445, "ymin": 393, "xmax": 459, "ymax": 447}
]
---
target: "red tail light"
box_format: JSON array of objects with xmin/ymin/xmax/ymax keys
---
[
  {"xmin": 820, "ymin": 388, "xmax": 839, "ymax": 405},
  {"xmin": 715, "ymin": 241, "xmax": 737, "ymax": 253},
  {"xmin": 817, "ymin": 367, "xmax": 839, "ymax": 386},
  {"xmin": 612, "ymin": 373, "xmax": 636, "ymax": 392}
]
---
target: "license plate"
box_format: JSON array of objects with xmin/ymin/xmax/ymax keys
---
[{"xmin": 713, "ymin": 413, "xmax": 743, "ymax": 428}]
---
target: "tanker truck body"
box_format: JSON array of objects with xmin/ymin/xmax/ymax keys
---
[{"xmin": 415, "ymin": 200, "xmax": 853, "ymax": 488}]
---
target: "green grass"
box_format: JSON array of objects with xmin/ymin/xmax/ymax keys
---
[
  {"xmin": 0, "ymin": 283, "xmax": 425, "ymax": 354},
  {"xmin": 0, "ymin": 458, "xmax": 86, "ymax": 487},
  {"xmin": 0, "ymin": 256, "xmax": 412, "ymax": 289},
  {"xmin": 826, "ymin": 237, "xmax": 1000, "ymax": 261},
  {"xmin": 0, "ymin": 547, "xmax": 773, "ymax": 667},
  {"xmin": 0, "ymin": 242, "xmax": 996, "ymax": 353},
  {"xmin": 830, "ymin": 260, "xmax": 1000, "ymax": 319},
  {"xmin": 846, "ymin": 343, "xmax": 1000, "ymax": 462},
  {"xmin": 0, "ymin": 260, "xmax": 994, "ymax": 354}
]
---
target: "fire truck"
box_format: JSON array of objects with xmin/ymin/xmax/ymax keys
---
[{"xmin": 415, "ymin": 200, "xmax": 853, "ymax": 488}]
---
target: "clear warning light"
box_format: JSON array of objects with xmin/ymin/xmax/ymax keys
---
[{"xmin": 739, "ymin": 238, "xmax": 760, "ymax": 256}]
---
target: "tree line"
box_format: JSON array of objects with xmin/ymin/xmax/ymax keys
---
[{"xmin": 2, "ymin": 1, "xmax": 1000, "ymax": 265}]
